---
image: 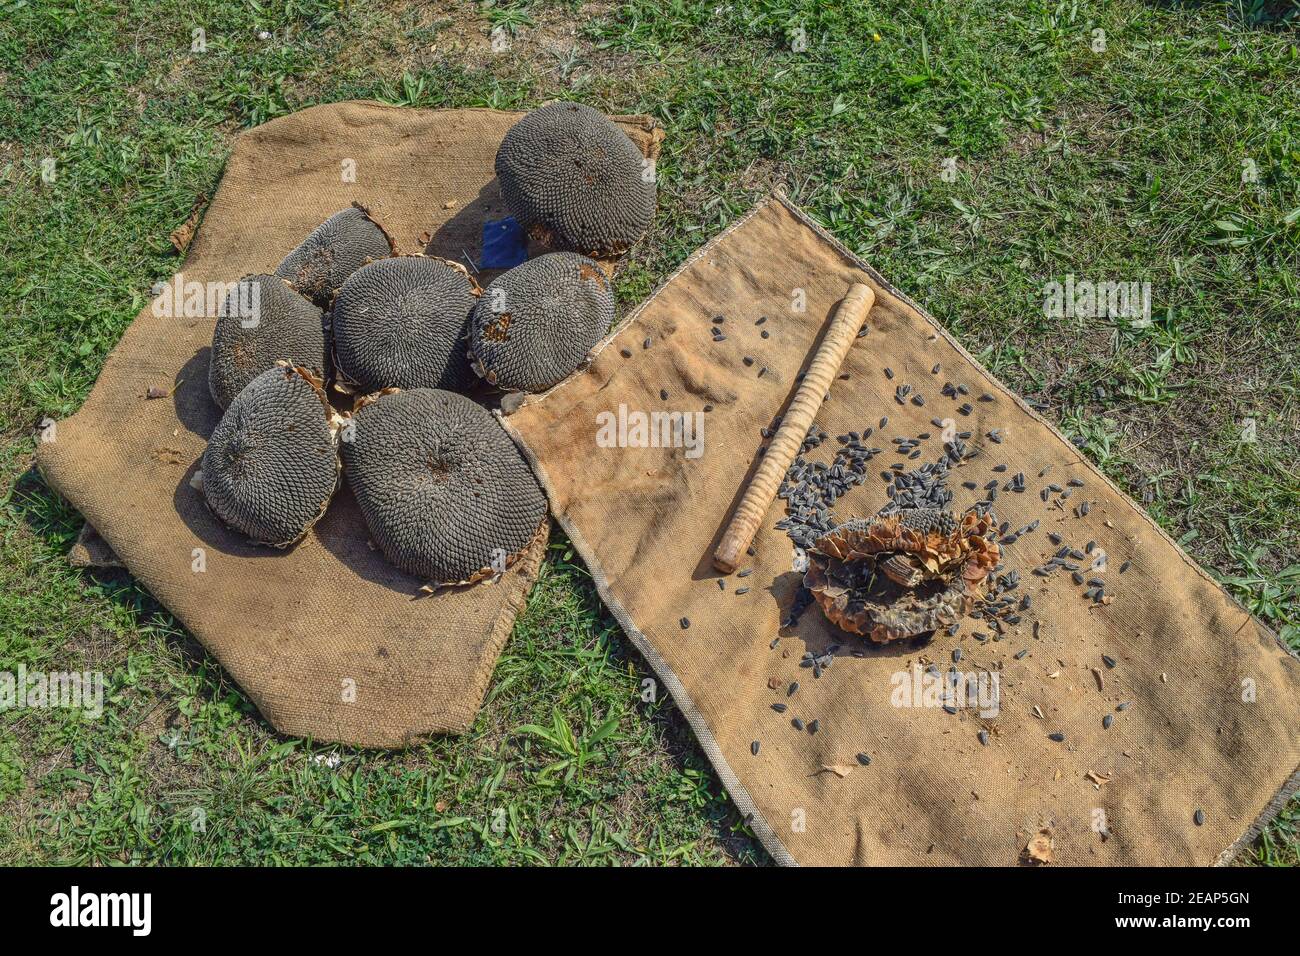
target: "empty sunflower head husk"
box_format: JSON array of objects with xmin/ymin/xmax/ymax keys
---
[{"xmin": 804, "ymin": 507, "xmax": 1001, "ymax": 643}]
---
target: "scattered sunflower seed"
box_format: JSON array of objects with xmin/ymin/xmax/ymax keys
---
[
  {"xmin": 1048, "ymin": 732, "xmax": 1066, "ymax": 742},
  {"xmin": 856, "ymin": 752, "xmax": 872, "ymax": 766},
  {"xmin": 751, "ymin": 740, "xmax": 761, "ymax": 756},
  {"xmin": 679, "ymin": 617, "xmax": 690, "ymax": 629}
]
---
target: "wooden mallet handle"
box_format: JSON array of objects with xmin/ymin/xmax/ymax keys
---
[{"xmin": 712, "ymin": 282, "xmax": 875, "ymax": 573}]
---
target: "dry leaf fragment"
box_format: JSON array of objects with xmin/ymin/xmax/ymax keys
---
[
  {"xmin": 820, "ymin": 764, "xmax": 855, "ymax": 778},
  {"xmin": 168, "ymin": 193, "xmax": 208, "ymax": 254},
  {"xmin": 146, "ymin": 386, "xmax": 168, "ymax": 399},
  {"xmin": 1047, "ymin": 670, "xmax": 1060, "ymax": 679},
  {"xmin": 1085, "ymin": 770, "xmax": 1113, "ymax": 788},
  {"xmin": 1022, "ymin": 826, "xmax": 1055, "ymax": 865},
  {"xmin": 766, "ymin": 677, "xmax": 782, "ymax": 690},
  {"xmin": 1091, "ymin": 667, "xmax": 1104, "ymax": 692},
  {"xmin": 1032, "ymin": 705, "xmax": 1044, "ymax": 719}
]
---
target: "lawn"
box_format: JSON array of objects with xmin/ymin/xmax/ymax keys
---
[{"xmin": 1, "ymin": 0, "xmax": 1297, "ymax": 865}]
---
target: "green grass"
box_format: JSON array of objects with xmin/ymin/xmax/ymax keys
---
[{"xmin": 1, "ymin": 0, "xmax": 1298, "ymax": 865}]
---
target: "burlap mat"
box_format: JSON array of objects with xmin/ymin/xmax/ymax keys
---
[
  {"xmin": 36, "ymin": 102, "xmax": 662, "ymax": 747},
  {"xmin": 502, "ymin": 194, "xmax": 1300, "ymax": 866}
]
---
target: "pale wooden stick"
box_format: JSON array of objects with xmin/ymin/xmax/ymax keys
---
[{"xmin": 712, "ymin": 282, "xmax": 875, "ymax": 573}]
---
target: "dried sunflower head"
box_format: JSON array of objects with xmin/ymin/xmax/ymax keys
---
[{"xmin": 804, "ymin": 507, "xmax": 1000, "ymax": 643}]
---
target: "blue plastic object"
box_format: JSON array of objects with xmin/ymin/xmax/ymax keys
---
[{"xmin": 481, "ymin": 216, "xmax": 528, "ymax": 269}]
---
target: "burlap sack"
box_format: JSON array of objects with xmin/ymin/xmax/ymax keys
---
[
  {"xmin": 36, "ymin": 102, "xmax": 663, "ymax": 747},
  {"xmin": 503, "ymin": 194, "xmax": 1300, "ymax": 866}
]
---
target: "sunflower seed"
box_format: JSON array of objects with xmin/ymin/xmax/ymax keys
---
[
  {"xmin": 643, "ymin": 336, "xmax": 652, "ymax": 348},
  {"xmin": 856, "ymin": 752, "xmax": 872, "ymax": 766},
  {"xmin": 735, "ymin": 586, "xmax": 751, "ymax": 595},
  {"xmin": 751, "ymin": 740, "xmax": 761, "ymax": 756},
  {"xmin": 737, "ymin": 568, "xmax": 754, "ymax": 578},
  {"xmin": 978, "ymin": 730, "xmax": 989, "ymax": 746},
  {"xmin": 1102, "ymin": 714, "xmax": 1113, "ymax": 729},
  {"xmin": 787, "ymin": 682, "xmax": 799, "ymax": 696},
  {"xmin": 807, "ymin": 719, "xmax": 820, "ymax": 734},
  {"xmin": 791, "ymin": 717, "xmax": 804, "ymax": 731},
  {"xmin": 679, "ymin": 617, "xmax": 690, "ymax": 629},
  {"xmin": 884, "ymin": 367, "xmax": 895, "ymax": 379},
  {"xmin": 1048, "ymin": 732, "xmax": 1065, "ymax": 742},
  {"xmin": 1102, "ymin": 654, "xmax": 1117, "ymax": 669},
  {"xmin": 1194, "ymin": 809, "xmax": 1205, "ymax": 826},
  {"xmin": 1014, "ymin": 649, "xmax": 1029, "ymax": 660},
  {"xmin": 620, "ymin": 347, "xmax": 633, "ymax": 358}
]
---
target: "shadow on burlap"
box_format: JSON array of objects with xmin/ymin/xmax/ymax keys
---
[
  {"xmin": 36, "ymin": 102, "xmax": 664, "ymax": 748},
  {"xmin": 502, "ymin": 194, "xmax": 1300, "ymax": 866}
]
